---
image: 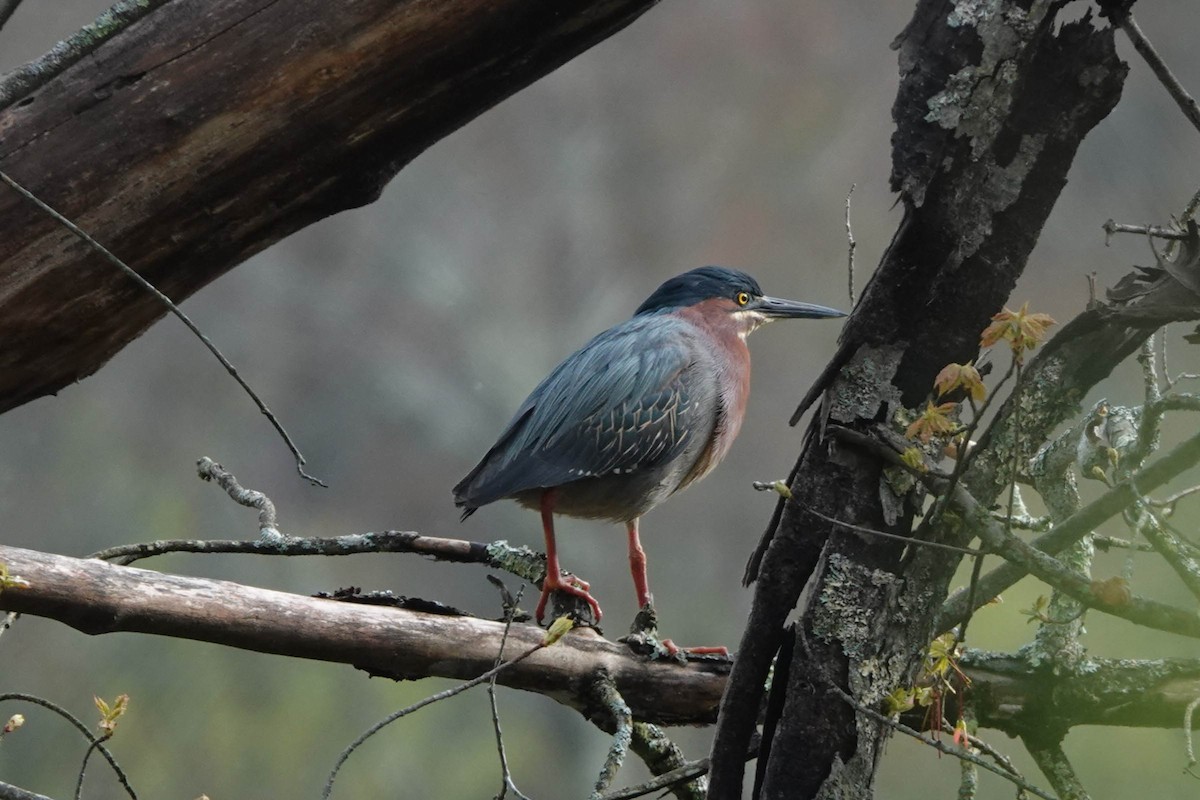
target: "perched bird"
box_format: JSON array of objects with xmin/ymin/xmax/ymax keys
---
[{"xmin": 454, "ymin": 266, "xmax": 845, "ymax": 628}]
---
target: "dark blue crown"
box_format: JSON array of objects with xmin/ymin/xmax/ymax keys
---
[{"xmin": 635, "ymin": 266, "xmax": 763, "ymax": 316}]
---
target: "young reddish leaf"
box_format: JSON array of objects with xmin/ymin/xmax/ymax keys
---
[
  {"xmin": 905, "ymin": 401, "xmax": 959, "ymax": 443},
  {"xmin": 979, "ymin": 302, "xmax": 1057, "ymax": 363},
  {"xmin": 933, "ymin": 361, "xmax": 986, "ymax": 402},
  {"xmin": 952, "ymin": 718, "xmax": 970, "ymax": 748}
]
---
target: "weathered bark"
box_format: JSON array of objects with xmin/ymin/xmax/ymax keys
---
[
  {"xmin": 4, "ymin": 544, "xmax": 1196, "ymax": 738},
  {"xmin": 0, "ymin": 544, "xmax": 727, "ymax": 726},
  {"xmin": 0, "ymin": 0, "xmax": 660, "ymax": 413},
  {"xmin": 709, "ymin": 4, "xmax": 1129, "ymax": 798}
]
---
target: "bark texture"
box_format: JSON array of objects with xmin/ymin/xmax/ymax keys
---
[
  {"xmin": 709, "ymin": 4, "xmax": 1129, "ymax": 797},
  {"xmin": 0, "ymin": 0, "xmax": 660, "ymax": 413},
  {"xmin": 4, "ymin": 544, "xmax": 1195, "ymax": 736},
  {"xmin": 0, "ymin": 544, "xmax": 727, "ymax": 726}
]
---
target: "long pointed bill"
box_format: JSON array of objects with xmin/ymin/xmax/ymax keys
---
[{"xmin": 756, "ymin": 296, "xmax": 848, "ymax": 320}]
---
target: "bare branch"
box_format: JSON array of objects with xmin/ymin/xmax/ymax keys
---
[
  {"xmin": 1024, "ymin": 735, "xmax": 1091, "ymax": 800},
  {"xmin": 0, "ymin": 545, "xmax": 728, "ymax": 726},
  {"xmin": 488, "ymin": 584, "xmax": 533, "ymax": 800},
  {"xmin": 1119, "ymin": 14, "xmax": 1200, "ymax": 136},
  {"xmin": 323, "ymin": 638, "xmax": 550, "ymax": 799},
  {"xmin": 597, "ymin": 760, "xmax": 710, "ymax": 800},
  {"xmin": 589, "ymin": 671, "xmax": 633, "ymax": 800},
  {"xmin": 88, "ymin": 531, "xmax": 544, "ymax": 583},
  {"xmin": 845, "ymin": 183, "xmax": 857, "ymax": 307},
  {"xmin": 1186, "ymin": 695, "xmax": 1200, "ymax": 777},
  {"xmin": 0, "ymin": 170, "xmax": 326, "ymax": 487},
  {"xmin": 0, "ymin": 0, "xmax": 169, "ymax": 110},
  {"xmin": 196, "ymin": 458, "xmax": 283, "ymax": 540},
  {"xmin": 1102, "ymin": 220, "xmax": 1192, "ymax": 242},
  {"xmin": 1128, "ymin": 500, "xmax": 1200, "ymax": 601},
  {"xmin": 940, "ymin": 421, "xmax": 1200, "ymax": 632},
  {"xmin": 0, "ymin": 780, "xmax": 57, "ymax": 800},
  {"xmin": 829, "ymin": 684, "xmax": 1056, "ymax": 800},
  {"xmin": 627, "ymin": 723, "xmax": 706, "ymax": 800},
  {"xmin": 0, "ymin": 694, "xmax": 134, "ymax": 799}
]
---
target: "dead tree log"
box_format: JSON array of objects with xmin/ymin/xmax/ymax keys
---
[{"xmin": 0, "ymin": 0, "xmax": 660, "ymax": 413}]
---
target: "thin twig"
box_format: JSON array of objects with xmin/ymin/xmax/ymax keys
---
[
  {"xmin": 488, "ymin": 584, "xmax": 533, "ymax": 800},
  {"xmin": 0, "ymin": 779, "xmax": 57, "ymax": 800},
  {"xmin": 597, "ymin": 735, "xmax": 758, "ymax": 800},
  {"xmin": 1024, "ymin": 735, "xmax": 1092, "ymax": 800},
  {"xmin": 196, "ymin": 458, "xmax": 283, "ymax": 541},
  {"xmin": 845, "ymin": 183, "xmax": 857, "ymax": 307},
  {"xmin": 1101, "ymin": 220, "xmax": 1191, "ymax": 242},
  {"xmin": 0, "ymin": 694, "xmax": 135, "ymax": 799},
  {"xmin": 74, "ymin": 734, "xmax": 113, "ymax": 800},
  {"xmin": 88, "ymin": 531, "xmax": 543, "ymax": 579},
  {"xmin": 0, "ymin": 169, "xmax": 326, "ymax": 487},
  {"xmin": 596, "ymin": 760, "xmax": 710, "ymax": 800},
  {"xmin": 1150, "ymin": 483, "xmax": 1200, "ymax": 512},
  {"xmin": 1140, "ymin": 334, "xmax": 1163, "ymax": 405},
  {"xmin": 943, "ymin": 725, "xmax": 1026, "ymax": 782},
  {"xmin": 1184, "ymin": 695, "xmax": 1200, "ymax": 777},
  {"xmin": 960, "ymin": 363, "xmax": 1024, "ymax": 648},
  {"xmin": 833, "ymin": 425, "xmax": 1200, "ymax": 638},
  {"xmin": 994, "ymin": 512, "xmax": 1053, "ymax": 531},
  {"xmin": 0, "ymin": 0, "xmax": 170, "ymax": 111},
  {"xmin": 1119, "ymin": 14, "xmax": 1200, "ymax": 137},
  {"xmin": 834, "ymin": 687, "xmax": 1055, "ymax": 800},
  {"xmin": 1092, "ymin": 534, "xmax": 1155, "ymax": 553},
  {"xmin": 627, "ymin": 723, "xmax": 706, "ymax": 800},
  {"xmin": 322, "ymin": 642, "xmax": 549, "ymax": 799},
  {"xmin": 801, "ymin": 503, "xmax": 985, "ymax": 556}
]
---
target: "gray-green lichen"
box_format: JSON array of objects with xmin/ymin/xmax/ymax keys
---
[
  {"xmin": 925, "ymin": 1, "xmax": 1050, "ymax": 145},
  {"xmin": 813, "ymin": 553, "xmax": 899, "ymax": 664},
  {"xmin": 484, "ymin": 539, "xmax": 544, "ymax": 582},
  {"xmin": 0, "ymin": 0, "xmax": 169, "ymax": 110},
  {"xmin": 828, "ymin": 344, "xmax": 904, "ymax": 424},
  {"xmin": 946, "ymin": 0, "xmax": 995, "ymax": 29}
]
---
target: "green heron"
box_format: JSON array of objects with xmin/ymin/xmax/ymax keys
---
[{"xmin": 454, "ymin": 266, "xmax": 845, "ymax": 629}]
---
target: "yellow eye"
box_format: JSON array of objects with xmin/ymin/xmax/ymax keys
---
[{"xmin": 735, "ymin": 291, "xmax": 751, "ymax": 306}]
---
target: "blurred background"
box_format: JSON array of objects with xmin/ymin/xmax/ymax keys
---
[{"xmin": 1, "ymin": 1, "xmax": 1199, "ymax": 798}]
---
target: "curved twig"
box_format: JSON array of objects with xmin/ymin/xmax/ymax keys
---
[{"xmin": 0, "ymin": 170, "xmax": 326, "ymax": 487}]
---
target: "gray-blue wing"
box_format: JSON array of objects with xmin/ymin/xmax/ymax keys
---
[{"xmin": 453, "ymin": 315, "xmax": 707, "ymax": 511}]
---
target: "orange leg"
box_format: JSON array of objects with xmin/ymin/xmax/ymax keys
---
[
  {"xmin": 628, "ymin": 518, "xmax": 729, "ymax": 657},
  {"xmin": 535, "ymin": 489, "xmax": 603, "ymax": 624},
  {"xmin": 627, "ymin": 518, "xmax": 652, "ymax": 609}
]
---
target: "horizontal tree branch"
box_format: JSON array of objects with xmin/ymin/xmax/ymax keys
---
[
  {"xmin": 960, "ymin": 650, "xmax": 1200, "ymax": 733},
  {"xmin": 0, "ymin": 545, "xmax": 725, "ymax": 726},
  {"xmin": 2, "ymin": 543, "xmax": 1198, "ymax": 740}
]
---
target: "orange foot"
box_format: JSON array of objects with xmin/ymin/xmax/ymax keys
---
[
  {"xmin": 660, "ymin": 639, "xmax": 730, "ymax": 658},
  {"xmin": 535, "ymin": 571, "xmax": 603, "ymax": 624}
]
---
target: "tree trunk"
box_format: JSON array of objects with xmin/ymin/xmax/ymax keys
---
[{"xmin": 709, "ymin": 3, "xmax": 1128, "ymax": 797}]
